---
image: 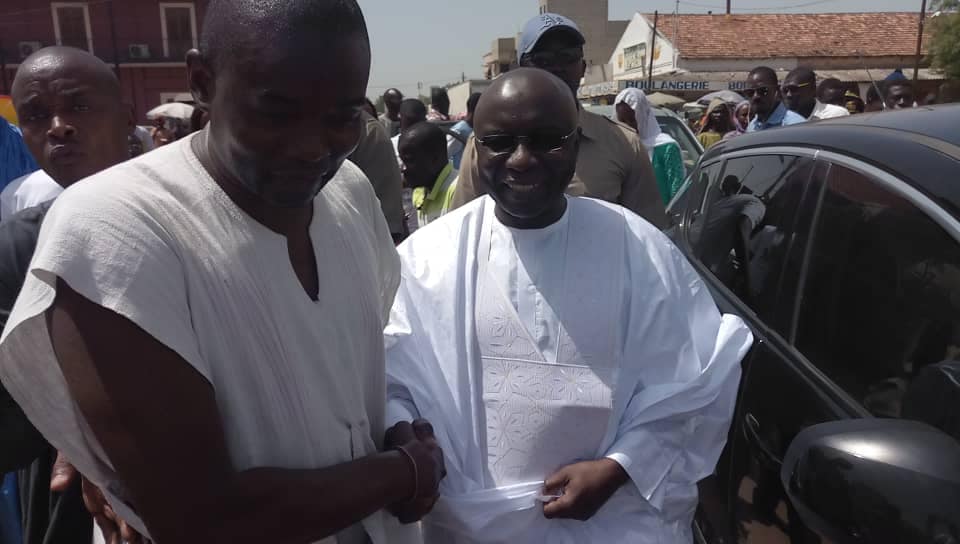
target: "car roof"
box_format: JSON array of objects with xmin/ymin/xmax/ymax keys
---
[{"xmin": 701, "ymin": 104, "xmax": 960, "ymax": 218}]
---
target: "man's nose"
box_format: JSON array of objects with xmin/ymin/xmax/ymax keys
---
[
  {"xmin": 506, "ymin": 142, "xmax": 535, "ymax": 171},
  {"xmin": 47, "ymin": 115, "xmax": 76, "ymax": 140}
]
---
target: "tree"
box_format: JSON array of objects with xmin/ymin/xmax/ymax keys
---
[{"xmin": 929, "ymin": 2, "xmax": 960, "ymax": 79}]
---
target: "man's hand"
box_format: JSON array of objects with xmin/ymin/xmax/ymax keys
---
[
  {"xmin": 384, "ymin": 419, "xmax": 446, "ymax": 524},
  {"xmin": 49, "ymin": 452, "xmax": 144, "ymax": 544},
  {"xmin": 542, "ymin": 458, "xmax": 629, "ymax": 521}
]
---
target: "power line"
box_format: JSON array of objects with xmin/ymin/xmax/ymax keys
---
[{"xmin": 677, "ymin": 0, "xmax": 835, "ymax": 11}]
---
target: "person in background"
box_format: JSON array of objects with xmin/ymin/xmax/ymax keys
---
[
  {"xmin": 744, "ymin": 66, "xmax": 806, "ymax": 131},
  {"xmin": 391, "ymin": 98, "xmax": 428, "ymax": 164},
  {"xmin": 426, "ymin": 87, "xmax": 450, "ymax": 122},
  {"xmin": 385, "ymin": 68, "xmax": 752, "ymax": 543},
  {"xmin": 614, "ymin": 88, "xmax": 685, "ymax": 205},
  {"xmin": 865, "ymin": 83, "xmax": 884, "ymax": 112},
  {"xmin": 0, "ymin": 1, "xmax": 442, "ymax": 542},
  {"xmin": 363, "ymin": 98, "xmax": 378, "ymax": 119},
  {"xmin": 446, "ymin": 91, "xmax": 480, "ymax": 169},
  {"xmin": 397, "ymin": 122, "xmax": 457, "ymax": 227},
  {"xmin": 0, "ymin": 117, "xmax": 37, "ymax": 197},
  {"xmin": 882, "ymin": 79, "xmax": 917, "ymax": 110},
  {"xmin": 380, "ymin": 88, "xmax": 403, "ymax": 137},
  {"xmin": 452, "ymin": 13, "xmax": 665, "ymax": 228},
  {"xmin": 817, "ymin": 77, "xmax": 846, "ymax": 107},
  {"xmin": 349, "ymin": 111, "xmax": 406, "ymax": 242},
  {"xmin": 725, "ymin": 101, "xmax": 751, "ymax": 140},
  {"xmin": 844, "ymin": 91, "xmax": 865, "ymax": 114},
  {"xmin": 0, "ymin": 45, "xmax": 133, "ymax": 544},
  {"xmin": 393, "ymin": 98, "xmax": 429, "ymax": 236},
  {"xmin": 696, "ymin": 99, "xmax": 734, "ymax": 149},
  {"xmin": 781, "ymin": 67, "xmax": 848, "ymax": 120}
]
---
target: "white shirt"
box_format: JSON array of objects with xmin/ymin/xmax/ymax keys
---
[
  {"xmin": 811, "ymin": 100, "xmax": 850, "ymax": 120},
  {"xmin": 385, "ymin": 196, "xmax": 753, "ymax": 543},
  {"xmin": 391, "ymin": 134, "xmax": 402, "ymax": 167},
  {"xmin": 0, "ymin": 134, "xmax": 418, "ymax": 544},
  {"xmin": 0, "ymin": 169, "xmax": 63, "ymax": 220}
]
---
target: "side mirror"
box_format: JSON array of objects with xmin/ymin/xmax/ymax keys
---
[{"xmin": 781, "ymin": 419, "xmax": 960, "ymax": 544}]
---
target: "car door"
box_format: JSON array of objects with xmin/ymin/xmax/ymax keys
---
[
  {"xmin": 726, "ymin": 153, "xmax": 960, "ymax": 543},
  {"xmin": 678, "ymin": 149, "xmax": 846, "ymax": 544}
]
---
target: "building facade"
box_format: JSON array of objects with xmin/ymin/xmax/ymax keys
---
[
  {"xmin": 578, "ymin": 12, "xmax": 936, "ymax": 102},
  {"xmin": 0, "ymin": 0, "xmax": 208, "ymax": 122}
]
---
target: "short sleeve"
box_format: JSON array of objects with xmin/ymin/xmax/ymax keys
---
[{"xmin": 1, "ymin": 184, "xmax": 207, "ymax": 382}]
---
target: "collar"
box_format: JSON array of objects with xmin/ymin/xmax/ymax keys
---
[
  {"xmin": 414, "ymin": 162, "xmax": 454, "ymax": 210},
  {"xmin": 762, "ymin": 102, "xmax": 790, "ymax": 127}
]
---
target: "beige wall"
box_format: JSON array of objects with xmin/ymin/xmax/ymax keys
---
[{"xmin": 540, "ymin": 0, "xmax": 611, "ymax": 67}]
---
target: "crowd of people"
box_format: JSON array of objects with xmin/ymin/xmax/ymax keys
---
[
  {"xmin": 0, "ymin": 0, "xmax": 943, "ymax": 543},
  {"xmin": 689, "ymin": 64, "xmax": 937, "ymax": 150}
]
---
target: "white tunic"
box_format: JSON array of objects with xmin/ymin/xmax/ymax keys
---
[
  {"xmin": 0, "ymin": 134, "xmax": 418, "ymax": 544},
  {"xmin": 0, "ymin": 169, "xmax": 63, "ymax": 220},
  {"xmin": 385, "ymin": 196, "xmax": 752, "ymax": 543}
]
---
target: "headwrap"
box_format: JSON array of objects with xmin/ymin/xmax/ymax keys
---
[{"xmin": 614, "ymin": 88, "xmax": 675, "ymax": 159}]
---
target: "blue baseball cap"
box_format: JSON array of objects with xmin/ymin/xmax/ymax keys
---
[{"xmin": 518, "ymin": 13, "xmax": 586, "ymax": 57}]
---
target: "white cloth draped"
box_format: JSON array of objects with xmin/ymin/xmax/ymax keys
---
[{"xmin": 385, "ymin": 196, "xmax": 752, "ymax": 543}]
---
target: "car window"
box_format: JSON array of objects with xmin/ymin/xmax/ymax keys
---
[
  {"xmin": 669, "ymin": 161, "xmax": 717, "ymax": 229},
  {"xmin": 658, "ymin": 116, "xmax": 702, "ymax": 175},
  {"xmin": 794, "ymin": 163, "xmax": 960, "ymax": 436},
  {"xmin": 689, "ymin": 154, "xmax": 816, "ymax": 325}
]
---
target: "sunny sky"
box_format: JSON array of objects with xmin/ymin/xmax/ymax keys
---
[{"xmin": 357, "ymin": 0, "xmax": 922, "ymax": 98}]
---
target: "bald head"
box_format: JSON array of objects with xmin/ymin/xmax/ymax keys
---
[
  {"xmin": 14, "ymin": 46, "xmax": 121, "ymax": 103},
  {"xmin": 199, "ymin": 0, "xmax": 368, "ymax": 71},
  {"xmin": 12, "ymin": 46, "xmax": 129, "ymax": 187},
  {"xmin": 474, "ymin": 67, "xmax": 577, "ymax": 132},
  {"xmin": 473, "ymin": 68, "xmax": 580, "ymax": 229}
]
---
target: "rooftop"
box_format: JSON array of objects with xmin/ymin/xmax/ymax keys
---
[{"xmin": 644, "ymin": 12, "xmax": 928, "ymax": 59}]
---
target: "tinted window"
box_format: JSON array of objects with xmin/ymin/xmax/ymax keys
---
[
  {"xmin": 690, "ymin": 154, "xmax": 815, "ymax": 324},
  {"xmin": 795, "ymin": 164, "xmax": 960, "ymax": 436},
  {"xmin": 670, "ymin": 162, "xmax": 718, "ymax": 230}
]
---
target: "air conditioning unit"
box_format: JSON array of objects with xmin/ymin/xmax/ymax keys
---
[
  {"xmin": 18, "ymin": 41, "xmax": 41, "ymax": 59},
  {"xmin": 128, "ymin": 44, "xmax": 150, "ymax": 59}
]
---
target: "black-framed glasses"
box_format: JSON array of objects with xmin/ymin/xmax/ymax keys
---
[
  {"xmin": 742, "ymin": 86, "xmax": 774, "ymax": 98},
  {"xmin": 781, "ymin": 82, "xmax": 812, "ymax": 95},
  {"xmin": 476, "ymin": 127, "xmax": 580, "ymax": 155},
  {"xmin": 520, "ymin": 47, "xmax": 583, "ymax": 68}
]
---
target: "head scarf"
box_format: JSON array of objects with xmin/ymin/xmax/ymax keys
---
[
  {"xmin": 701, "ymin": 99, "xmax": 733, "ymax": 135},
  {"xmin": 0, "ymin": 117, "xmax": 38, "ymax": 192},
  {"xmin": 732, "ymin": 100, "xmax": 751, "ymax": 134},
  {"xmin": 614, "ymin": 88, "xmax": 674, "ymax": 159}
]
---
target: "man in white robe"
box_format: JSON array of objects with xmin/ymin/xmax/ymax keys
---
[
  {"xmin": 0, "ymin": 2, "xmax": 442, "ymax": 543},
  {"xmin": 384, "ymin": 68, "xmax": 753, "ymax": 543}
]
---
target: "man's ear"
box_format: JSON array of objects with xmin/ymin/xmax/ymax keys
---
[
  {"xmin": 187, "ymin": 49, "xmax": 214, "ymax": 113},
  {"xmin": 124, "ymin": 104, "xmax": 136, "ymax": 135}
]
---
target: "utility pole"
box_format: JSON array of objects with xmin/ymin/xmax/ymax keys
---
[
  {"xmin": 727, "ymin": 0, "xmax": 731, "ymax": 14},
  {"xmin": 913, "ymin": 0, "xmax": 928, "ymax": 83},
  {"xmin": 648, "ymin": 11, "xmax": 658, "ymax": 90}
]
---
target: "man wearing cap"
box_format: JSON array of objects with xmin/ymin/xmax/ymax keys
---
[{"xmin": 450, "ymin": 13, "xmax": 666, "ymax": 229}]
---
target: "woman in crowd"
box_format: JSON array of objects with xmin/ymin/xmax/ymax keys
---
[
  {"xmin": 724, "ymin": 100, "xmax": 751, "ymax": 140},
  {"xmin": 615, "ymin": 88, "xmax": 685, "ymax": 204},
  {"xmin": 697, "ymin": 99, "xmax": 734, "ymax": 149}
]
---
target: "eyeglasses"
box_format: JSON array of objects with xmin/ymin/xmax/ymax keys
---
[
  {"xmin": 520, "ymin": 47, "xmax": 583, "ymax": 68},
  {"xmin": 742, "ymin": 86, "xmax": 775, "ymax": 98},
  {"xmin": 781, "ymin": 82, "xmax": 812, "ymax": 95},
  {"xmin": 476, "ymin": 127, "xmax": 580, "ymax": 155}
]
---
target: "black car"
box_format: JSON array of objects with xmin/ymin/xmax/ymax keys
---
[{"xmin": 667, "ymin": 106, "xmax": 960, "ymax": 544}]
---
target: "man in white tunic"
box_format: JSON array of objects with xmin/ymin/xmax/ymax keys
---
[
  {"xmin": 0, "ymin": 1, "xmax": 443, "ymax": 543},
  {"xmin": 384, "ymin": 68, "xmax": 753, "ymax": 543}
]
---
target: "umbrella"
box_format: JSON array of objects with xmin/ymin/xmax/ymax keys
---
[
  {"xmin": 147, "ymin": 102, "xmax": 195, "ymax": 120},
  {"xmin": 697, "ymin": 90, "xmax": 745, "ymax": 106},
  {"xmin": 647, "ymin": 92, "xmax": 686, "ymax": 108}
]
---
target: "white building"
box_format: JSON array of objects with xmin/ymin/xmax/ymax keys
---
[{"xmin": 579, "ymin": 11, "xmax": 938, "ymax": 101}]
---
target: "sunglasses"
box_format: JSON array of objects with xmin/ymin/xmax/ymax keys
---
[
  {"xmin": 476, "ymin": 127, "xmax": 579, "ymax": 155},
  {"xmin": 742, "ymin": 86, "xmax": 775, "ymax": 98},
  {"xmin": 520, "ymin": 47, "xmax": 583, "ymax": 68},
  {"xmin": 781, "ymin": 82, "xmax": 812, "ymax": 94}
]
